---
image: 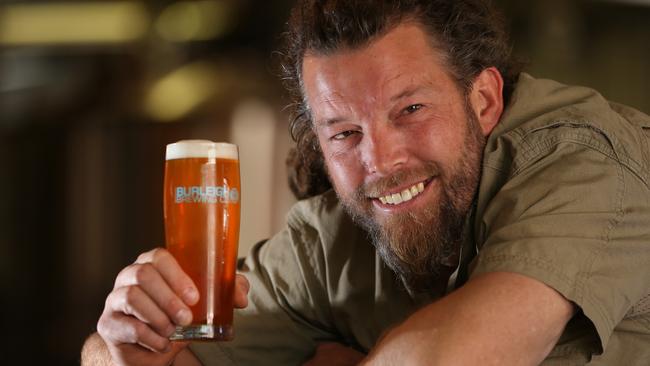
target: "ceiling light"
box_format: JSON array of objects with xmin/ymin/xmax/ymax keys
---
[{"xmin": 0, "ymin": 2, "xmax": 149, "ymax": 45}]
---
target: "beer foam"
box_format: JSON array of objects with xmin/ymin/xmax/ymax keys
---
[{"xmin": 166, "ymin": 140, "xmax": 238, "ymax": 160}]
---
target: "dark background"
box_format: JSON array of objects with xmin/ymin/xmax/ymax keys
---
[{"xmin": 1, "ymin": 0, "xmax": 649, "ymax": 364}]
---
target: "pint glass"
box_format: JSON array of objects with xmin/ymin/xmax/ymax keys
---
[{"xmin": 163, "ymin": 140, "xmax": 240, "ymax": 341}]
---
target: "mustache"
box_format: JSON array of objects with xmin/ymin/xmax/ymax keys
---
[{"xmin": 353, "ymin": 162, "xmax": 441, "ymax": 199}]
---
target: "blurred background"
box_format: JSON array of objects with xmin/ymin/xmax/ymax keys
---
[{"xmin": 0, "ymin": 0, "xmax": 648, "ymax": 364}]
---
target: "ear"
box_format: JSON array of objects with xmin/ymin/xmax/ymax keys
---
[{"xmin": 468, "ymin": 67, "xmax": 504, "ymax": 136}]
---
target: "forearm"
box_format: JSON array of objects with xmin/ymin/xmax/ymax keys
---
[
  {"xmin": 362, "ymin": 272, "xmax": 574, "ymax": 365},
  {"xmin": 81, "ymin": 332, "xmax": 201, "ymax": 366},
  {"xmin": 81, "ymin": 333, "xmax": 115, "ymax": 366}
]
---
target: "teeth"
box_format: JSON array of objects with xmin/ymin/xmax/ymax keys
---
[
  {"xmin": 378, "ymin": 181, "xmax": 427, "ymax": 206},
  {"xmin": 386, "ymin": 194, "xmax": 394, "ymax": 204}
]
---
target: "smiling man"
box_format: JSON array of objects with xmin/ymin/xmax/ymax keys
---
[
  {"xmin": 82, "ymin": 1, "xmax": 650, "ymax": 365},
  {"xmin": 302, "ymin": 22, "xmax": 490, "ymax": 295}
]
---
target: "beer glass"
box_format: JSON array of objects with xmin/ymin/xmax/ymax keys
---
[{"xmin": 164, "ymin": 140, "xmax": 240, "ymax": 341}]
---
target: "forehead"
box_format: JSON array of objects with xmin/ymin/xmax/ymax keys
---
[{"xmin": 301, "ymin": 23, "xmax": 454, "ymax": 106}]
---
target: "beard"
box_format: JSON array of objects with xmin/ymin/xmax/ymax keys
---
[{"xmin": 336, "ymin": 104, "xmax": 486, "ymax": 293}]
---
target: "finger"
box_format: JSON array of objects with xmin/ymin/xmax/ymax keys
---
[
  {"xmin": 234, "ymin": 274, "xmax": 250, "ymax": 309},
  {"xmin": 99, "ymin": 312, "xmax": 171, "ymax": 353},
  {"xmin": 115, "ymin": 263, "xmax": 193, "ymax": 326},
  {"xmin": 135, "ymin": 248, "xmax": 199, "ymax": 306},
  {"xmin": 107, "ymin": 285, "xmax": 175, "ymax": 337}
]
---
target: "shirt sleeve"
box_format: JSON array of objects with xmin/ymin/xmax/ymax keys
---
[
  {"xmin": 190, "ymin": 222, "xmax": 338, "ymax": 365},
  {"xmin": 470, "ymin": 139, "xmax": 650, "ymax": 354}
]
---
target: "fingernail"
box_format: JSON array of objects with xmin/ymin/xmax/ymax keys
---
[
  {"xmin": 183, "ymin": 288, "xmax": 198, "ymax": 304},
  {"xmin": 176, "ymin": 308, "xmax": 192, "ymax": 325}
]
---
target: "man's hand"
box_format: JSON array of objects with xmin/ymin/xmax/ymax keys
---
[
  {"xmin": 86, "ymin": 248, "xmax": 250, "ymax": 366},
  {"xmin": 303, "ymin": 343, "xmax": 366, "ymax": 366}
]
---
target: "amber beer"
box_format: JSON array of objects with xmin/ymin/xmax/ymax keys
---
[{"xmin": 164, "ymin": 140, "xmax": 240, "ymax": 341}]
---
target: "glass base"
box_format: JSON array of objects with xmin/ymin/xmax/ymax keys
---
[{"xmin": 169, "ymin": 324, "xmax": 233, "ymax": 342}]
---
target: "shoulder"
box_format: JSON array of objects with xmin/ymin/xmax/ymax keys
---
[
  {"xmin": 285, "ymin": 190, "xmax": 369, "ymax": 254},
  {"xmin": 251, "ymin": 190, "xmax": 372, "ymax": 283},
  {"xmin": 472, "ymin": 76, "xmax": 650, "ymax": 357},
  {"xmin": 484, "ymin": 73, "xmax": 650, "ymax": 185},
  {"xmin": 286, "ymin": 189, "xmax": 345, "ymax": 230}
]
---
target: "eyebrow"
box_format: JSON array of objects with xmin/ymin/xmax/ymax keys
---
[
  {"xmin": 390, "ymin": 86, "xmax": 427, "ymax": 103},
  {"xmin": 315, "ymin": 117, "xmax": 347, "ymax": 127},
  {"xmin": 313, "ymin": 86, "xmax": 429, "ymax": 127}
]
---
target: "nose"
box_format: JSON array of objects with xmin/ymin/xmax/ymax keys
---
[{"xmin": 361, "ymin": 124, "xmax": 408, "ymax": 176}]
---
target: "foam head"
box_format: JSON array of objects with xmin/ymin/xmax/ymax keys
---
[{"xmin": 166, "ymin": 140, "xmax": 238, "ymax": 160}]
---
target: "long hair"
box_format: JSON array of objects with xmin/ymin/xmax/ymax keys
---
[{"xmin": 281, "ymin": 0, "xmax": 521, "ymax": 199}]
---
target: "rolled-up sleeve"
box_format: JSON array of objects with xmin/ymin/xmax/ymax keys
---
[{"xmin": 471, "ymin": 138, "xmax": 650, "ymax": 353}]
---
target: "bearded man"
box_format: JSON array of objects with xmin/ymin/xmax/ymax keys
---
[{"xmin": 82, "ymin": 1, "xmax": 650, "ymax": 365}]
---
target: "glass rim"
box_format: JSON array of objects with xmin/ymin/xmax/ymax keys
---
[{"xmin": 166, "ymin": 140, "xmax": 238, "ymax": 161}]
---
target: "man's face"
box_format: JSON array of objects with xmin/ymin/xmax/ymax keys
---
[{"xmin": 302, "ymin": 23, "xmax": 490, "ymax": 291}]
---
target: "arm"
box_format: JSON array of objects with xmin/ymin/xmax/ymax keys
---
[
  {"xmin": 81, "ymin": 333, "xmax": 114, "ymax": 366},
  {"xmin": 81, "ymin": 332, "xmax": 201, "ymax": 366},
  {"xmin": 362, "ymin": 272, "xmax": 574, "ymax": 366}
]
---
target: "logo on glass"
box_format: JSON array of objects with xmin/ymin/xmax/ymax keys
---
[{"xmin": 175, "ymin": 186, "xmax": 240, "ymax": 204}]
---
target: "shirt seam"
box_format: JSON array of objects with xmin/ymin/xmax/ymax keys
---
[
  {"xmin": 581, "ymin": 152, "xmax": 625, "ymax": 350},
  {"xmin": 510, "ymin": 122, "xmax": 648, "ymax": 187},
  {"xmin": 512, "ymin": 135, "xmax": 615, "ymax": 177},
  {"xmin": 483, "ymin": 160, "xmax": 508, "ymax": 173},
  {"xmin": 477, "ymin": 254, "xmax": 574, "ymax": 287}
]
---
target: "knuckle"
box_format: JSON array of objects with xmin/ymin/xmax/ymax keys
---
[
  {"xmin": 135, "ymin": 247, "xmax": 163, "ymax": 264},
  {"xmin": 104, "ymin": 291, "xmax": 116, "ymax": 309},
  {"xmin": 96, "ymin": 317, "xmax": 108, "ymax": 337},
  {"xmin": 132, "ymin": 263, "xmax": 155, "ymax": 284},
  {"xmin": 150, "ymin": 248, "xmax": 170, "ymax": 264},
  {"xmin": 135, "ymin": 251, "xmax": 149, "ymax": 263},
  {"xmin": 97, "ymin": 314, "xmax": 121, "ymax": 343},
  {"xmin": 114, "ymin": 265, "xmax": 133, "ymax": 286},
  {"xmin": 151, "ymin": 316, "xmax": 170, "ymax": 333},
  {"xmin": 164, "ymin": 297, "xmax": 183, "ymax": 315},
  {"xmin": 131, "ymin": 320, "xmax": 149, "ymax": 341},
  {"xmin": 105, "ymin": 290, "xmax": 127, "ymax": 314},
  {"xmin": 122, "ymin": 285, "xmax": 142, "ymax": 303},
  {"xmin": 118, "ymin": 286, "xmax": 141, "ymax": 316}
]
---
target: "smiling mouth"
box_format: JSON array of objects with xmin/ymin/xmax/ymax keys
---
[{"xmin": 377, "ymin": 180, "xmax": 427, "ymax": 205}]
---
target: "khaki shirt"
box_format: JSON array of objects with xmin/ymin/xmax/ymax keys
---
[{"xmin": 191, "ymin": 74, "xmax": 650, "ymax": 365}]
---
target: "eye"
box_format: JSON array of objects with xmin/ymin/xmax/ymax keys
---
[
  {"xmin": 331, "ymin": 130, "xmax": 357, "ymax": 141},
  {"xmin": 403, "ymin": 104, "xmax": 424, "ymax": 115}
]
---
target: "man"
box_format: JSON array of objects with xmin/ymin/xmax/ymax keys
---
[{"xmin": 82, "ymin": 0, "xmax": 650, "ymax": 365}]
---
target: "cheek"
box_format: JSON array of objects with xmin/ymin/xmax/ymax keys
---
[
  {"xmin": 324, "ymin": 153, "xmax": 364, "ymax": 195},
  {"xmin": 409, "ymin": 124, "xmax": 469, "ymax": 172}
]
